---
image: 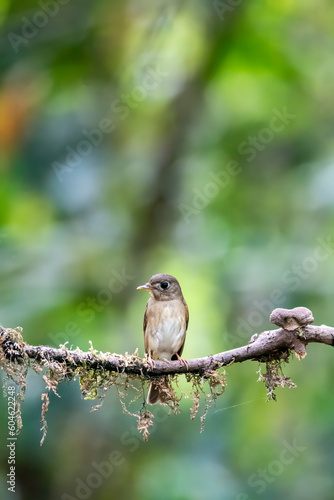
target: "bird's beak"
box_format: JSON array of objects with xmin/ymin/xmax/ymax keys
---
[{"xmin": 136, "ymin": 282, "xmax": 152, "ymax": 290}]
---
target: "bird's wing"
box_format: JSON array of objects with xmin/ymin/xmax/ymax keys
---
[
  {"xmin": 184, "ymin": 299, "xmax": 189, "ymax": 331},
  {"xmin": 176, "ymin": 299, "xmax": 189, "ymax": 358},
  {"xmin": 143, "ymin": 302, "xmax": 149, "ymax": 354}
]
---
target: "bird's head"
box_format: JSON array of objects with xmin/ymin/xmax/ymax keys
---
[{"xmin": 137, "ymin": 273, "xmax": 183, "ymax": 301}]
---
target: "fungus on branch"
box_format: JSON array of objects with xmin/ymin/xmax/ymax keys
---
[
  {"xmin": 269, "ymin": 306, "xmax": 314, "ymax": 331},
  {"xmin": 1, "ymin": 307, "xmax": 334, "ymax": 441}
]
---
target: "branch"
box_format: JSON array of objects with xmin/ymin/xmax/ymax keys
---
[
  {"xmin": 1, "ymin": 307, "xmax": 334, "ymax": 442},
  {"xmin": 1, "ymin": 307, "xmax": 334, "ymax": 378}
]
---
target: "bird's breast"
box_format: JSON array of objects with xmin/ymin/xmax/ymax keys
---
[{"xmin": 146, "ymin": 301, "xmax": 187, "ymax": 361}]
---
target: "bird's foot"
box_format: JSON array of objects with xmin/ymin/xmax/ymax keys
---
[
  {"xmin": 146, "ymin": 354, "xmax": 155, "ymax": 370},
  {"xmin": 176, "ymin": 353, "xmax": 189, "ymax": 370}
]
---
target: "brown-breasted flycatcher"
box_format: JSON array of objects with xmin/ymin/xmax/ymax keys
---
[{"xmin": 137, "ymin": 273, "xmax": 189, "ymax": 404}]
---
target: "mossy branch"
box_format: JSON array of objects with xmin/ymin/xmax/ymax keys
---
[
  {"xmin": 9, "ymin": 323, "xmax": 334, "ymax": 373},
  {"xmin": 0, "ymin": 307, "xmax": 333, "ymax": 442},
  {"xmin": 2, "ymin": 311, "xmax": 333, "ymax": 378}
]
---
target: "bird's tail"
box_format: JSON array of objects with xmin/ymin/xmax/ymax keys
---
[{"xmin": 147, "ymin": 378, "xmax": 168, "ymax": 405}]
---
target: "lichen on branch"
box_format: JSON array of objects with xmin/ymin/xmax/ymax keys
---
[{"xmin": 0, "ymin": 307, "xmax": 333, "ymax": 442}]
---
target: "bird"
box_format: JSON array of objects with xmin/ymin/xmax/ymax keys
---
[{"xmin": 137, "ymin": 273, "xmax": 189, "ymax": 404}]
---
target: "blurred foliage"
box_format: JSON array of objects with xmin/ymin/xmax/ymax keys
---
[{"xmin": 0, "ymin": 0, "xmax": 334, "ymax": 499}]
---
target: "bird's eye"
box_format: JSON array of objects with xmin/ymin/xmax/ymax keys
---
[{"xmin": 160, "ymin": 281, "xmax": 169, "ymax": 290}]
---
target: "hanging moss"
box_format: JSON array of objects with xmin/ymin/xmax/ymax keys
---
[
  {"xmin": 0, "ymin": 323, "xmax": 299, "ymax": 444},
  {"xmin": 257, "ymin": 357, "xmax": 296, "ymax": 401}
]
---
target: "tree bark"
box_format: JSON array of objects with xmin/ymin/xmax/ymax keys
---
[{"xmin": 1, "ymin": 322, "xmax": 333, "ymax": 378}]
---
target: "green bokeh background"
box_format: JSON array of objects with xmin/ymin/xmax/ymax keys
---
[{"xmin": 1, "ymin": 1, "xmax": 334, "ymax": 499}]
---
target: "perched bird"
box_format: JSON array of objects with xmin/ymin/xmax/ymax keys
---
[{"xmin": 137, "ymin": 273, "xmax": 189, "ymax": 404}]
